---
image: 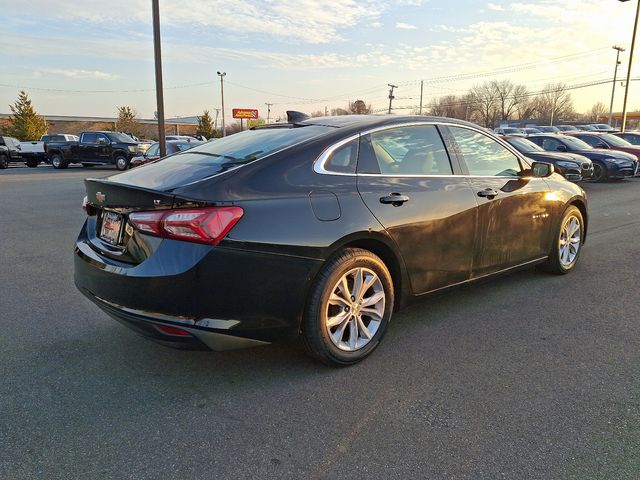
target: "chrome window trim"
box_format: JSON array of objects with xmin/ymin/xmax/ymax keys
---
[{"xmin": 313, "ymin": 120, "xmax": 531, "ymax": 178}]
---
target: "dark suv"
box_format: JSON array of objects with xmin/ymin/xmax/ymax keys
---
[{"xmin": 0, "ymin": 136, "xmax": 23, "ymax": 169}]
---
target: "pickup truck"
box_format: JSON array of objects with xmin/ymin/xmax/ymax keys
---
[
  {"xmin": 46, "ymin": 131, "xmax": 143, "ymax": 170},
  {"xmin": 19, "ymin": 134, "xmax": 79, "ymax": 167},
  {"xmin": 0, "ymin": 136, "xmax": 23, "ymax": 169}
]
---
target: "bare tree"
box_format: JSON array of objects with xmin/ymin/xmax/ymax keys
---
[
  {"xmin": 309, "ymin": 110, "xmax": 325, "ymax": 117},
  {"xmin": 349, "ymin": 100, "xmax": 372, "ymax": 114},
  {"xmin": 330, "ymin": 107, "xmax": 349, "ymax": 116},
  {"xmin": 534, "ymin": 83, "xmax": 574, "ymax": 125},
  {"xmin": 469, "ymin": 83, "xmax": 500, "ymax": 128},
  {"xmin": 589, "ymin": 101, "xmax": 608, "ymax": 122}
]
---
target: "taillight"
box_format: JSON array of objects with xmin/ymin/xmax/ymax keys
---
[{"xmin": 128, "ymin": 206, "xmax": 243, "ymax": 245}]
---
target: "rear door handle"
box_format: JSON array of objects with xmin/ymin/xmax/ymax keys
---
[
  {"xmin": 477, "ymin": 188, "xmax": 499, "ymax": 199},
  {"xmin": 380, "ymin": 193, "xmax": 410, "ymax": 207}
]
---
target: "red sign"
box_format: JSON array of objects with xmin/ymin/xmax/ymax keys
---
[{"xmin": 232, "ymin": 109, "xmax": 259, "ymax": 119}]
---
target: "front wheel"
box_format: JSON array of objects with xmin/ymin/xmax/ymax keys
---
[
  {"xmin": 0, "ymin": 155, "xmax": 8, "ymax": 169},
  {"xmin": 115, "ymin": 155, "xmax": 129, "ymax": 170},
  {"xmin": 591, "ymin": 161, "xmax": 608, "ymax": 182},
  {"xmin": 541, "ymin": 205, "xmax": 584, "ymax": 274},
  {"xmin": 302, "ymin": 248, "xmax": 394, "ymax": 366}
]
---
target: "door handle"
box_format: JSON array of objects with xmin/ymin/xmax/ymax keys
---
[
  {"xmin": 380, "ymin": 193, "xmax": 410, "ymax": 206},
  {"xmin": 477, "ymin": 188, "xmax": 499, "ymax": 199}
]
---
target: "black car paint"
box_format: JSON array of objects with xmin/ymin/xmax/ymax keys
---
[
  {"xmin": 527, "ymin": 134, "xmax": 636, "ymax": 180},
  {"xmin": 75, "ymin": 116, "xmax": 588, "ymax": 349}
]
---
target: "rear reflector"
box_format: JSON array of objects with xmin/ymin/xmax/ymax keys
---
[
  {"xmin": 129, "ymin": 206, "xmax": 243, "ymax": 245},
  {"xmin": 155, "ymin": 324, "xmax": 192, "ymax": 336}
]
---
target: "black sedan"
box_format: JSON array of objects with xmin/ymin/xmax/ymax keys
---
[
  {"xmin": 613, "ymin": 131, "xmax": 640, "ymax": 145},
  {"xmin": 75, "ymin": 114, "xmax": 588, "ymax": 366},
  {"xmin": 527, "ymin": 134, "xmax": 636, "ymax": 182},
  {"xmin": 502, "ymin": 135, "xmax": 592, "ymax": 181}
]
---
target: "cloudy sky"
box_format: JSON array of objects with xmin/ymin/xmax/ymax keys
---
[{"xmin": 0, "ymin": 0, "xmax": 638, "ymax": 121}]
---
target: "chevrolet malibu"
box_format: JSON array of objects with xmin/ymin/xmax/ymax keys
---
[{"xmin": 75, "ymin": 114, "xmax": 588, "ymax": 366}]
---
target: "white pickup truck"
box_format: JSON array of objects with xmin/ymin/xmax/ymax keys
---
[{"xmin": 19, "ymin": 134, "xmax": 79, "ymax": 167}]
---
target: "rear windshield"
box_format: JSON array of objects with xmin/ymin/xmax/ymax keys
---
[{"xmin": 174, "ymin": 126, "xmax": 331, "ymax": 167}]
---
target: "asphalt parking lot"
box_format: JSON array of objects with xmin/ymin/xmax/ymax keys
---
[{"xmin": 1, "ymin": 165, "xmax": 639, "ymax": 479}]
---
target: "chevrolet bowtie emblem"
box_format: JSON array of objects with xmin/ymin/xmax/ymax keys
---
[{"xmin": 95, "ymin": 192, "xmax": 106, "ymax": 202}]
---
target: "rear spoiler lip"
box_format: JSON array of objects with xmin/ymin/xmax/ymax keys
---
[{"xmin": 84, "ymin": 177, "xmax": 179, "ymax": 211}]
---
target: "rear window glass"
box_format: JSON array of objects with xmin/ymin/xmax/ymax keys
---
[{"xmin": 158, "ymin": 126, "xmax": 331, "ymax": 170}]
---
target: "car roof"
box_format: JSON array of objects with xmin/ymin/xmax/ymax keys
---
[{"xmin": 298, "ymin": 114, "xmax": 480, "ymax": 130}]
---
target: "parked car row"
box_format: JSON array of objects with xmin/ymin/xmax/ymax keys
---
[
  {"xmin": 0, "ymin": 131, "xmax": 206, "ymax": 170},
  {"xmin": 502, "ymin": 132, "xmax": 639, "ymax": 182},
  {"xmin": 494, "ymin": 123, "xmax": 620, "ymax": 136}
]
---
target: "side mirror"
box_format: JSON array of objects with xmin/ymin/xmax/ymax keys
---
[
  {"xmin": 531, "ymin": 161, "xmax": 554, "ymax": 178},
  {"xmin": 556, "ymin": 145, "xmax": 568, "ymax": 152}
]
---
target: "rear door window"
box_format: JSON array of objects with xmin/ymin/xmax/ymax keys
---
[
  {"xmin": 359, "ymin": 125, "xmax": 453, "ymax": 175},
  {"xmin": 82, "ymin": 133, "xmax": 98, "ymax": 144}
]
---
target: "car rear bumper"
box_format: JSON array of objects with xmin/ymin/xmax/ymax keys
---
[{"xmin": 74, "ymin": 223, "xmax": 323, "ymax": 349}]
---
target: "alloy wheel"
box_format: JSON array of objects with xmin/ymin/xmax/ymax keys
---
[
  {"xmin": 559, "ymin": 215, "xmax": 581, "ymax": 268},
  {"xmin": 325, "ymin": 267, "xmax": 385, "ymax": 352}
]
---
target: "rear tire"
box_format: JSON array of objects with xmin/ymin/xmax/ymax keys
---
[
  {"xmin": 51, "ymin": 154, "xmax": 68, "ymax": 169},
  {"xmin": 0, "ymin": 154, "xmax": 8, "ymax": 169},
  {"xmin": 540, "ymin": 205, "xmax": 584, "ymax": 275},
  {"xmin": 591, "ymin": 161, "xmax": 608, "ymax": 182},
  {"xmin": 302, "ymin": 248, "xmax": 394, "ymax": 366},
  {"xmin": 115, "ymin": 155, "xmax": 129, "ymax": 170},
  {"xmin": 26, "ymin": 159, "xmax": 39, "ymax": 168}
]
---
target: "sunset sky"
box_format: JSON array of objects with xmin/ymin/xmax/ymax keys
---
[{"xmin": 1, "ymin": 0, "xmax": 638, "ymax": 121}]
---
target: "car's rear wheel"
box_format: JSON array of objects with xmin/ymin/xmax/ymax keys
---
[
  {"xmin": 541, "ymin": 205, "xmax": 584, "ymax": 274},
  {"xmin": 51, "ymin": 154, "xmax": 68, "ymax": 169},
  {"xmin": 26, "ymin": 159, "xmax": 39, "ymax": 168},
  {"xmin": 0, "ymin": 154, "xmax": 8, "ymax": 169},
  {"xmin": 303, "ymin": 248, "xmax": 394, "ymax": 366},
  {"xmin": 115, "ymin": 155, "xmax": 129, "ymax": 170},
  {"xmin": 592, "ymin": 161, "xmax": 608, "ymax": 182}
]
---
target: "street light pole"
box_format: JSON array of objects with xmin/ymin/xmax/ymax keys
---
[
  {"xmin": 619, "ymin": 0, "xmax": 640, "ymax": 132},
  {"xmin": 608, "ymin": 46, "xmax": 625, "ymax": 126},
  {"xmin": 151, "ymin": 0, "xmax": 166, "ymax": 157},
  {"xmin": 217, "ymin": 71, "xmax": 226, "ymax": 137},
  {"xmin": 265, "ymin": 102, "xmax": 273, "ymax": 124}
]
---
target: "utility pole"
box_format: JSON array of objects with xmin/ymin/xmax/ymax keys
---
[
  {"xmin": 213, "ymin": 108, "xmax": 220, "ymax": 132},
  {"xmin": 265, "ymin": 102, "xmax": 273, "ymax": 124},
  {"xmin": 387, "ymin": 84, "xmax": 398, "ymax": 114},
  {"xmin": 151, "ymin": 0, "xmax": 166, "ymax": 157},
  {"xmin": 418, "ymin": 80, "xmax": 424, "ymax": 115},
  {"xmin": 324, "ymin": 106, "xmax": 328, "ymax": 116},
  {"xmin": 217, "ymin": 71, "xmax": 226, "ymax": 136},
  {"xmin": 609, "ymin": 46, "xmax": 626, "ymax": 126},
  {"xmin": 619, "ymin": 0, "xmax": 640, "ymax": 132}
]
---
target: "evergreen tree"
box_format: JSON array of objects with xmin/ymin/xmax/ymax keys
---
[
  {"xmin": 116, "ymin": 106, "xmax": 140, "ymax": 137},
  {"xmin": 7, "ymin": 91, "xmax": 47, "ymax": 141},
  {"xmin": 196, "ymin": 110, "xmax": 215, "ymax": 139}
]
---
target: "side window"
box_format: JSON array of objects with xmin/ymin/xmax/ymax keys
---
[
  {"xmin": 541, "ymin": 138, "xmax": 562, "ymax": 151},
  {"xmin": 324, "ymin": 139, "xmax": 358, "ymax": 174},
  {"xmin": 96, "ymin": 134, "xmax": 109, "ymax": 144},
  {"xmin": 579, "ymin": 136, "xmax": 599, "ymax": 147},
  {"xmin": 82, "ymin": 133, "xmax": 98, "ymax": 143},
  {"xmin": 449, "ymin": 126, "xmax": 522, "ymax": 177},
  {"xmin": 361, "ymin": 125, "xmax": 452, "ymax": 176}
]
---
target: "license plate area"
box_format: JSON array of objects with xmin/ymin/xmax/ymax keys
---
[{"xmin": 99, "ymin": 211, "xmax": 124, "ymax": 245}]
